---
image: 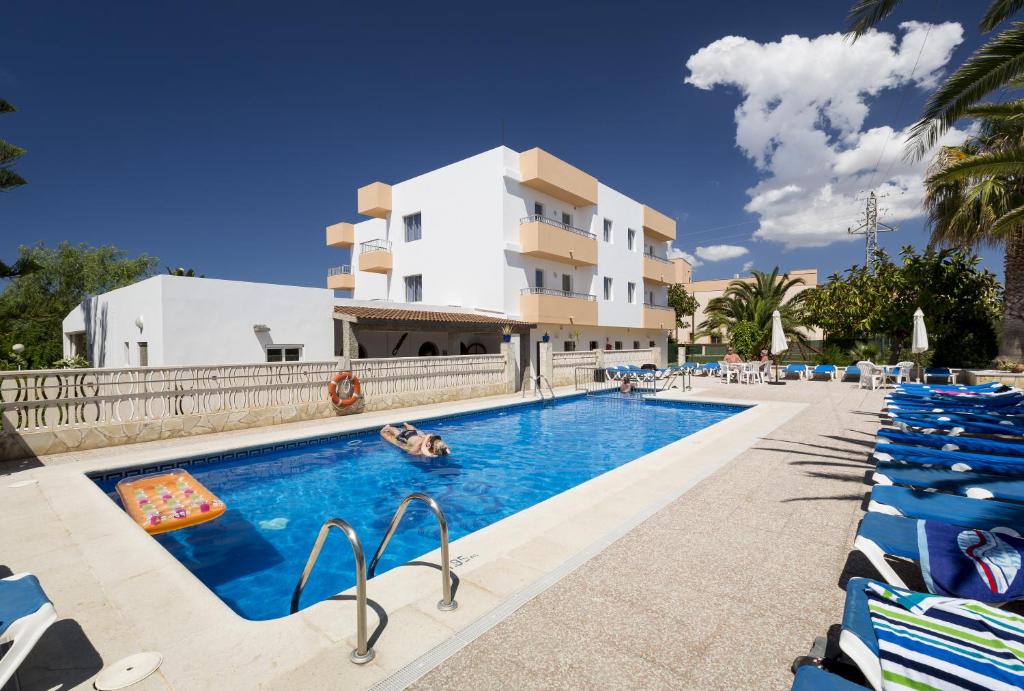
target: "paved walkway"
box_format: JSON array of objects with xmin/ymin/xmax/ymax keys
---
[{"xmin": 414, "ymin": 378, "xmax": 886, "ymax": 690}]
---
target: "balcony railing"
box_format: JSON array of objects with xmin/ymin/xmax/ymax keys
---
[
  {"xmin": 328, "ymin": 265, "xmax": 352, "ymax": 276},
  {"xmin": 521, "ymin": 287, "xmax": 597, "ymax": 301},
  {"xmin": 519, "ymin": 215, "xmax": 596, "ymax": 240},
  {"xmin": 643, "ymin": 302, "xmax": 673, "ymax": 310},
  {"xmin": 644, "ymin": 253, "xmax": 672, "ymax": 265},
  {"xmin": 359, "ymin": 239, "xmax": 391, "ymax": 254}
]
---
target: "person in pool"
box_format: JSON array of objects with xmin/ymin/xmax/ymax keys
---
[{"xmin": 380, "ymin": 422, "xmax": 451, "ymax": 457}]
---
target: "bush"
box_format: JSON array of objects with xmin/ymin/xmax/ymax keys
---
[
  {"xmin": 728, "ymin": 321, "xmax": 768, "ymax": 360},
  {"xmin": 814, "ymin": 344, "xmax": 847, "ymax": 366},
  {"xmin": 848, "ymin": 341, "xmax": 879, "ymax": 363}
]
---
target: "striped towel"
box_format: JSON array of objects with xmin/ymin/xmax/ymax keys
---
[{"xmin": 867, "ymin": 582, "xmax": 1024, "ymax": 690}]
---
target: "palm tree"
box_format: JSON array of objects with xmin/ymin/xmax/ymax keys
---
[
  {"xmin": 923, "ymin": 106, "xmax": 1024, "ymax": 358},
  {"xmin": 698, "ymin": 268, "xmax": 810, "ymax": 351},
  {"xmin": 0, "ymin": 99, "xmax": 27, "ymax": 192}
]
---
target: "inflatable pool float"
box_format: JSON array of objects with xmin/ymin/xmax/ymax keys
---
[{"xmin": 116, "ymin": 469, "xmax": 225, "ymax": 535}]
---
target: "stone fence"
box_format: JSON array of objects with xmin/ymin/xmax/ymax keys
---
[
  {"xmin": 0, "ymin": 349, "xmax": 514, "ymax": 461},
  {"xmin": 551, "ymin": 351, "xmax": 600, "ymax": 386},
  {"xmin": 604, "ymin": 349, "xmax": 658, "ymax": 367}
]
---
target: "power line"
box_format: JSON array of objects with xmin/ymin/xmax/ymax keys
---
[{"xmin": 847, "ymin": 191, "xmax": 897, "ymax": 270}]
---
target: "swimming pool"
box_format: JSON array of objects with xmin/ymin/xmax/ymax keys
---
[{"xmin": 95, "ymin": 394, "xmax": 746, "ymax": 621}]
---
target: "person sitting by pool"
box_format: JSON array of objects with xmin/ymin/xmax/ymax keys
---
[
  {"xmin": 759, "ymin": 349, "xmax": 770, "ymax": 363},
  {"xmin": 723, "ymin": 348, "xmax": 742, "ymax": 364},
  {"xmin": 380, "ymin": 422, "xmax": 451, "ymax": 457}
]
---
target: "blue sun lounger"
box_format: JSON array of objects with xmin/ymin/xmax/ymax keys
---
[
  {"xmin": 874, "ymin": 442, "xmax": 1024, "ymax": 475},
  {"xmin": 791, "ymin": 665, "xmax": 868, "ymax": 690},
  {"xmin": 0, "ymin": 573, "xmax": 59, "ymax": 689},
  {"xmin": 702, "ymin": 362, "xmax": 720, "ymax": 375},
  {"xmin": 837, "ymin": 577, "xmax": 1024, "ymax": 691},
  {"xmin": 810, "ymin": 364, "xmax": 837, "ymax": 381},
  {"xmin": 876, "ymin": 427, "xmax": 1024, "ymax": 457},
  {"xmin": 868, "ymin": 484, "xmax": 1024, "ymax": 526},
  {"xmin": 873, "ymin": 460, "xmax": 1024, "ymax": 502},
  {"xmin": 842, "ymin": 364, "xmax": 861, "ymax": 381},
  {"xmin": 895, "ymin": 381, "xmax": 1006, "ymax": 394},
  {"xmin": 888, "ymin": 390, "xmax": 1024, "ymax": 410},
  {"xmin": 892, "ymin": 413, "xmax": 1024, "ymax": 436},
  {"xmin": 923, "ymin": 366, "xmax": 957, "ymax": 383},
  {"xmin": 781, "ymin": 363, "xmax": 807, "ymax": 379}
]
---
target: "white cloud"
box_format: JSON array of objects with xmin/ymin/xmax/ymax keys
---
[
  {"xmin": 685, "ymin": 21, "xmax": 970, "ymax": 248},
  {"xmin": 695, "ymin": 244, "xmax": 749, "ymax": 262},
  {"xmin": 741, "ymin": 260, "xmax": 754, "ymax": 273},
  {"xmin": 668, "ymin": 247, "xmax": 702, "ymax": 267}
]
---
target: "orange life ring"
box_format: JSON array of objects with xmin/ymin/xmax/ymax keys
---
[{"xmin": 328, "ymin": 371, "xmax": 361, "ymax": 408}]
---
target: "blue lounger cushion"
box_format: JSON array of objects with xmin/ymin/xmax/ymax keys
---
[
  {"xmin": 791, "ymin": 666, "xmax": 868, "ymax": 690},
  {"xmin": 874, "ymin": 460, "xmax": 1024, "ymax": 502},
  {"xmin": 858, "ymin": 511, "xmax": 920, "ymax": 561},
  {"xmin": 874, "ymin": 443, "xmax": 1024, "ymax": 476},
  {"xmin": 876, "ymin": 427, "xmax": 1024, "ymax": 457},
  {"xmin": 893, "ymin": 414, "xmax": 1024, "ymax": 437},
  {"xmin": 888, "ymin": 390, "xmax": 1024, "ymax": 409},
  {"xmin": 0, "ymin": 574, "xmax": 50, "ymax": 637},
  {"xmin": 870, "ymin": 484, "xmax": 1024, "ymax": 527}
]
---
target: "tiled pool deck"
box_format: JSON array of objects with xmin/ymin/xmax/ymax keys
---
[{"xmin": 0, "ymin": 378, "xmax": 884, "ymax": 689}]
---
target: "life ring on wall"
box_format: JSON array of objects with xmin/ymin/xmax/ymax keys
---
[{"xmin": 328, "ymin": 371, "xmax": 361, "ymax": 408}]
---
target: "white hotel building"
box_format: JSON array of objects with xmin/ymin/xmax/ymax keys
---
[{"xmin": 327, "ymin": 146, "xmax": 678, "ymax": 358}]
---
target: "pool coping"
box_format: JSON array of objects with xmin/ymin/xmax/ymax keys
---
[{"xmin": 4, "ymin": 386, "xmax": 805, "ymax": 689}]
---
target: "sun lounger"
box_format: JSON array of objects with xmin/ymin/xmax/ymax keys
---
[
  {"xmin": 891, "ymin": 381, "xmax": 1007, "ymax": 396},
  {"xmin": 874, "ymin": 442, "xmax": 1024, "ymax": 476},
  {"xmin": 810, "ymin": 364, "xmax": 837, "ymax": 381},
  {"xmin": 868, "ymin": 484, "xmax": 1024, "ymax": 526},
  {"xmin": 887, "ymin": 391, "xmax": 1024, "ymax": 412},
  {"xmin": 843, "ymin": 364, "xmax": 861, "ymax": 381},
  {"xmin": 838, "ymin": 577, "xmax": 1024, "ymax": 691},
  {"xmin": 873, "ymin": 460, "xmax": 1024, "ymax": 502},
  {"xmin": 783, "ymin": 364, "xmax": 807, "ymax": 380},
  {"xmin": 0, "ymin": 573, "xmax": 58, "ymax": 689},
  {"xmin": 701, "ymin": 362, "xmax": 720, "ymax": 376},
  {"xmin": 893, "ymin": 413, "xmax": 1024, "ymax": 436},
  {"xmin": 876, "ymin": 427, "xmax": 1024, "ymax": 457},
  {"xmin": 923, "ymin": 367, "xmax": 957, "ymax": 384},
  {"xmin": 791, "ymin": 665, "xmax": 868, "ymax": 690}
]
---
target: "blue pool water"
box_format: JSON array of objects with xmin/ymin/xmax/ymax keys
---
[{"xmin": 96, "ymin": 394, "xmax": 745, "ymax": 620}]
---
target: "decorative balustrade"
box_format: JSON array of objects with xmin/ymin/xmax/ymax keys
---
[
  {"xmin": 604, "ymin": 349, "xmax": 656, "ymax": 367},
  {"xmin": 0, "ymin": 361, "xmax": 340, "ymax": 435},
  {"xmin": 551, "ymin": 350, "xmax": 600, "ymax": 386},
  {"xmin": 351, "ymin": 354, "xmax": 507, "ymax": 398}
]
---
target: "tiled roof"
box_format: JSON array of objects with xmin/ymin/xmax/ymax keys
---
[{"xmin": 334, "ymin": 305, "xmax": 534, "ymax": 327}]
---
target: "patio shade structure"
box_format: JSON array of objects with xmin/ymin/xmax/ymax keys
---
[
  {"xmin": 769, "ymin": 309, "xmax": 787, "ymax": 385},
  {"xmin": 911, "ymin": 307, "xmax": 928, "ymax": 383}
]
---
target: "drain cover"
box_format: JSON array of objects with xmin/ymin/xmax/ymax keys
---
[{"xmin": 94, "ymin": 652, "xmax": 162, "ymax": 690}]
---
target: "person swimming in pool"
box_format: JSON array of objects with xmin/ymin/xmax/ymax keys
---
[{"xmin": 380, "ymin": 422, "xmax": 451, "ymax": 457}]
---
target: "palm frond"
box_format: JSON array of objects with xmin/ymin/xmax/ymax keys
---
[
  {"xmin": 926, "ymin": 146, "xmax": 1024, "ymax": 184},
  {"xmin": 846, "ymin": 0, "xmax": 903, "ymax": 40},
  {"xmin": 988, "ymin": 202, "xmax": 1024, "ymax": 236},
  {"xmin": 982, "ymin": 0, "xmax": 1024, "ymax": 31},
  {"xmin": 906, "ymin": 23, "xmax": 1024, "ymax": 161}
]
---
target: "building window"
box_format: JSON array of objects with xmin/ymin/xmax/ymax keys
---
[
  {"xmin": 627, "ymin": 229, "xmax": 637, "ymax": 251},
  {"xmin": 138, "ymin": 342, "xmax": 148, "ymax": 367},
  {"xmin": 589, "ymin": 340, "xmax": 599, "ymax": 350},
  {"xmin": 561, "ymin": 211, "xmax": 572, "ymax": 226},
  {"xmin": 614, "ymin": 341, "xmax": 622, "ymax": 350},
  {"xmin": 404, "ymin": 213, "xmax": 422, "ymax": 242},
  {"xmin": 627, "ymin": 282, "xmax": 636, "ymax": 304},
  {"xmin": 649, "ymin": 340, "xmax": 656, "ymax": 347},
  {"xmin": 561, "ymin": 274, "xmax": 572, "ymax": 293},
  {"xmin": 648, "ymin": 290, "xmax": 654, "ymax": 304},
  {"xmin": 603, "ymin": 218, "xmax": 612, "ymax": 242},
  {"xmin": 603, "ymin": 277, "xmax": 613, "ymax": 300},
  {"xmin": 535, "ymin": 269, "xmax": 544, "ymax": 288},
  {"xmin": 534, "ymin": 202, "xmax": 544, "ymax": 217},
  {"xmin": 633, "ymin": 340, "xmax": 640, "ymax": 349},
  {"xmin": 564, "ymin": 341, "xmax": 576, "ymax": 352},
  {"xmin": 266, "ymin": 345, "xmax": 302, "ymax": 362},
  {"xmin": 405, "ymin": 274, "xmax": 423, "ymax": 302},
  {"xmin": 418, "ymin": 341, "xmax": 439, "ymax": 357}
]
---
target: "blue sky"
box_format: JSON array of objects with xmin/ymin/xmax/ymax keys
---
[{"xmin": 0, "ymin": 0, "xmax": 1002, "ymax": 286}]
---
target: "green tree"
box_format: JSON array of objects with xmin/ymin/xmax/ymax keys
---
[
  {"xmin": 698, "ymin": 268, "xmax": 810, "ymax": 350},
  {"xmin": 0, "ymin": 99, "xmax": 26, "ymax": 192},
  {"xmin": 667, "ymin": 283, "xmax": 700, "ymax": 343},
  {"xmin": 727, "ymin": 321, "xmax": 769, "ymax": 360},
  {"xmin": 0, "ymin": 243, "xmax": 158, "ymax": 368}
]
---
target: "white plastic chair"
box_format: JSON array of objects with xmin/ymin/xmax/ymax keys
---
[
  {"xmin": 739, "ymin": 362, "xmax": 762, "ymax": 384},
  {"xmin": 857, "ymin": 361, "xmax": 885, "ymax": 390},
  {"xmin": 0, "ymin": 573, "xmax": 58, "ymax": 690},
  {"xmin": 891, "ymin": 361, "xmax": 914, "ymax": 385},
  {"xmin": 719, "ymin": 361, "xmax": 738, "ymax": 384}
]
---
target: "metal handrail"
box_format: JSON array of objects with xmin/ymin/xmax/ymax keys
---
[
  {"xmin": 359, "ymin": 239, "xmax": 391, "ymax": 254},
  {"xmin": 367, "ymin": 493, "xmax": 457, "ymax": 611},
  {"xmin": 328, "ymin": 265, "xmax": 352, "ymax": 276},
  {"xmin": 643, "ymin": 302, "xmax": 673, "ymax": 310},
  {"xmin": 519, "ymin": 214, "xmax": 597, "ymax": 240},
  {"xmin": 643, "ymin": 253, "xmax": 673, "ymax": 265},
  {"xmin": 535, "ymin": 373, "xmax": 555, "ymax": 400},
  {"xmin": 520, "ymin": 287, "xmax": 597, "ymax": 301},
  {"xmin": 290, "ymin": 519, "xmax": 375, "ymax": 664}
]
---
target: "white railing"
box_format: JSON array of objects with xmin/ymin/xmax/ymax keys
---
[
  {"xmin": 351, "ymin": 354, "xmax": 506, "ymax": 397},
  {"xmin": 0, "ymin": 361, "xmax": 340, "ymax": 434},
  {"xmin": 551, "ymin": 350, "xmax": 599, "ymax": 386},
  {"xmin": 604, "ymin": 349, "xmax": 655, "ymax": 367}
]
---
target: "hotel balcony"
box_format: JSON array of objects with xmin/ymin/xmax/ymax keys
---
[
  {"xmin": 358, "ymin": 239, "xmax": 392, "ymax": 274},
  {"xmin": 519, "ymin": 148, "xmax": 598, "ymax": 207},
  {"xmin": 642, "ymin": 205, "xmax": 676, "ymax": 242},
  {"xmin": 642, "ymin": 254, "xmax": 674, "ymax": 285},
  {"xmin": 357, "ymin": 182, "xmax": 392, "ymax": 218},
  {"xmin": 325, "ymin": 222, "xmax": 355, "ymax": 248},
  {"xmin": 519, "ymin": 288, "xmax": 598, "ymax": 326},
  {"xmin": 326, "ymin": 265, "xmax": 355, "ymax": 291},
  {"xmin": 643, "ymin": 303, "xmax": 676, "ymax": 330},
  {"xmin": 519, "ymin": 215, "xmax": 598, "ymax": 267}
]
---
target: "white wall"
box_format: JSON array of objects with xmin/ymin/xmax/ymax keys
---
[
  {"xmin": 595, "ymin": 183, "xmax": 644, "ymax": 328},
  {"xmin": 63, "ymin": 275, "xmax": 336, "ymax": 367}
]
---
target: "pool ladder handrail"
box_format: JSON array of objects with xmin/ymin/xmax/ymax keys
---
[
  {"xmin": 535, "ymin": 374, "xmax": 555, "ymax": 402},
  {"xmin": 367, "ymin": 492, "xmax": 458, "ymax": 611},
  {"xmin": 290, "ymin": 518, "xmax": 375, "ymax": 664}
]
